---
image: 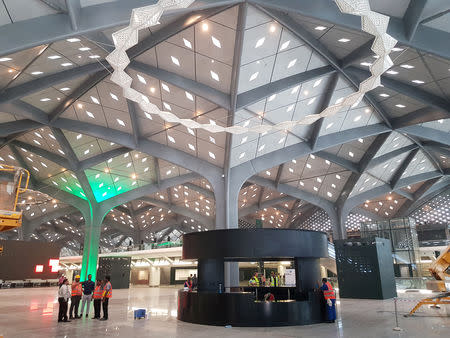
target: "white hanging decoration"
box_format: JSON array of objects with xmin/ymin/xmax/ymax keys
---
[{"xmin": 107, "ymin": 0, "xmax": 397, "ymax": 134}]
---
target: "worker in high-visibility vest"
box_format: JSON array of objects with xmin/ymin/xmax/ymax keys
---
[
  {"xmin": 249, "ymin": 273, "xmax": 259, "ymax": 286},
  {"xmin": 69, "ymin": 275, "xmax": 82, "ymax": 319},
  {"xmin": 269, "ymin": 272, "xmax": 279, "ymax": 287},
  {"xmin": 100, "ymin": 276, "xmax": 112, "ymax": 320},
  {"xmin": 320, "ymin": 278, "xmax": 336, "ymax": 323},
  {"xmin": 92, "ymin": 279, "xmax": 104, "ymax": 319}
]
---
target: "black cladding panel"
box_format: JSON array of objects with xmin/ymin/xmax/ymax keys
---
[
  {"xmin": 97, "ymin": 257, "xmax": 131, "ymax": 289},
  {"xmin": 334, "ymin": 237, "xmax": 396, "ymax": 299},
  {"xmin": 182, "ymin": 229, "xmax": 328, "ymax": 260}
]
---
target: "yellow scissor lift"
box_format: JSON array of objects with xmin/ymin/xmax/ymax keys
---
[
  {"xmin": 407, "ymin": 245, "xmax": 450, "ymax": 316},
  {"xmin": 0, "ymin": 165, "xmax": 30, "ymax": 232}
]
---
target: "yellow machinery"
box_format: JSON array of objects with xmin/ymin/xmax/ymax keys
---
[
  {"xmin": 407, "ymin": 245, "xmax": 450, "ymax": 315},
  {"xmin": 0, "ymin": 164, "xmax": 30, "ymax": 232},
  {"xmin": 429, "ymin": 245, "xmax": 450, "ymax": 290}
]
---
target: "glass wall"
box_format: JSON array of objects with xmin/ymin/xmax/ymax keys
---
[{"xmin": 360, "ymin": 217, "xmax": 421, "ymax": 277}]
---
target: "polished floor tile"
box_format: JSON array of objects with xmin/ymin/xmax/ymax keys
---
[{"xmin": 0, "ymin": 286, "xmax": 448, "ymax": 337}]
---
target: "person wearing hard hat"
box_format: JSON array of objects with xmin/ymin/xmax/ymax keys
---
[{"xmin": 69, "ymin": 275, "xmax": 82, "ymax": 319}]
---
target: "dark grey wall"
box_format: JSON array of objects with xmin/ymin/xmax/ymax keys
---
[
  {"xmin": 335, "ymin": 237, "xmax": 397, "ymax": 299},
  {"xmin": 0, "ymin": 240, "xmax": 61, "ymax": 280},
  {"xmin": 97, "ymin": 257, "xmax": 131, "ymax": 289}
]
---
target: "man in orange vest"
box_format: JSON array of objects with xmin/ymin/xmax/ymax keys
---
[
  {"xmin": 92, "ymin": 279, "xmax": 103, "ymax": 319},
  {"xmin": 100, "ymin": 276, "xmax": 112, "ymax": 320},
  {"xmin": 320, "ymin": 278, "xmax": 336, "ymax": 323},
  {"xmin": 69, "ymin": 275, "xmax": 82, "ymax": 319}
]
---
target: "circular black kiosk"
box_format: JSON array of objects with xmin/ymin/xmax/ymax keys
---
[{"xmin": 177, "ymin": 228, "xmax": 329, "ymax": 326}]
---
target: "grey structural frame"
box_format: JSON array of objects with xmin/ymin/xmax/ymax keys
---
[{"xmin": 0, "ymin": 0, "xmax": 449, "ymax": 282}]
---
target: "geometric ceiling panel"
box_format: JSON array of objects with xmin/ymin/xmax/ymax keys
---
[
  {"xmin": 373, "ymin": 132, "xmax": 413, "ymax": 158},
  {"xmin": 238, "ymin": 6, "xmax": 327, "ymax": 94},
  {"xmin": 42, "ymin": 170, "xmax": 87, "ymax": 200},
  {"xmin": 400, "ymin": 150, "xmax": 437, "ymax": 179},
  {"xmin": 85, "ymin": 150, "xmax": 156, "ymax": 203},
  {"xmin": 349, "ymin": 172, "xmax": 385, "ymax": 198},
  {"xmin": 367, "ymin": 151, "xmax": 409, "ymax": 183}
]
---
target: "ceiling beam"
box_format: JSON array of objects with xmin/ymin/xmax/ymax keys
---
[
  {"xmin": 347, "ymin": 67, "xmax": 450, "ymax": 117},
  {"xmin": 403, "ymin": 0, "xmax": 429, "ymax": 41},
  {"xmin": 390, "ymin": 148, "xmax": 420, "ymax": 189},
  {"xmin": 129, "ymin": 61, "xmax": 231, "ymax": 111},
  {"xmin": 236, "ymin": 65, "xmax": 335, "ymax": 110}
]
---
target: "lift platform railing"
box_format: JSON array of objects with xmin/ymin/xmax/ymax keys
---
[{"xmin": 0, "ymin": 164, "xmax": 30, "ymax": 232}]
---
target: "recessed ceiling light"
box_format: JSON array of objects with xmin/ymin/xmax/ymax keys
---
[
  {"xmin": 400, "ymin": 64, "xmax": 414, "ymax": 69},
  {"xmin": 239, "ymin": 152, "xmax": 245, "ymax": 159},
  {"xmin": 291, "ymin": 85, "xmax": 300, "ymax": 94},
  {"xmin": 185, "ymin": 91, "xmax": 194, "ymax": 101},
  {"xmin": 348, "ymin": 151, "xmax": 354, "ymax": 157},
  {"xmin": 31, "ymin": 71, "xmax": 43, "ymax": 75},
  {"xmin": 137, "ymin": 74, "xmax": 146, "ymax": 84},
  {"xmin": 327, "ymin": 192, "xmax": 333, "ymax": 197},
  {"xmin": 0, "ymin": 57, "xmax": 12, "ymax": 62},
  {"xmin": 392, "ymin": 47, "xmax": 403, "ymax": 52},
  {"xmin": 338, "ymin": 38, "xmax": 351, "ymax": 43},
  {"xmin": 79, "ymin": 47, "xmax": 90, "ymax": 51},
  {"xmin": 48, "ymin": 55, "xmax": 61, "ymax": 60},
  {"xmin": 208, "ymin": 151, "xmax": 215, "ymax": 159},
  {"xmin": 210, "ymin": 70, "xmax": 219, "ymax": 81},
  {"xmin": 313, "ymin": 79, "xmax": 322, "ymax": 87},
  {"xmin": 209, "ymin": 136, "xmax": 215, "ymax": 144},
  {"xmin": 161, "ymin": 83, "xmax": 170, "ymax": 92},
  {"xmin": 379, "ymin": 93, "xmax": 389, "ymax": 97},
  {"xmin": 110, "ymin": 93, "xmax": 118, "ymax": 101},
  {"xmin": 116, "ymin": 118, "xmax": 125, "ymax": 126},
  {"xmin": 258, "ymin": 144, "xmax": 265, "ymax": 152},
  {"xmin": 412, "ymin": 80, "xmax": 424, "ymax": 84},
  {"xmin": 315, "ymin": 26, "xmax": 327, "ymax": 31},
  {"xmin": 270, "ymin": 24, "xmax": 276, "ymax": 33},
  {"xmin": 360, "ymin": 62, "xmax": 372, "ymax": 66},
  {"xmin": 60, "ymin": 87, "xmax": 70, "ymax": 91},
  {"xmin": 202, "ymin": 23, "xmax": 208, "ymax": 31},
  {"xmin": 188, "ymin": 143, "xmax": 195, "ymax": 151},
  {"xmin": 40, "ymin": 98, "xmax": 51, "ymax": 102},
  {"xmin": 89, "ymin": 55, "xmax": 100, "ymax": 59},
  {"xmin": 183, "ymin": 38, "xmax": 192, "ymax": 49},
  {"xmin": 306, "ymin": 163, "xmax": 312, "ymax": 169},
  {"xmin": 86, "ymin": 111, "xmax": 95, "ymax": 118},
  {"xmin": 66, "ymin": 38, "xmax": 80, "ymax": 42},
  {"xmin": 287, "ymin": 58, "xmax": 297, "ymax": 68},
  {"xmin": 386, "ymin": 70, "xmax": 398, "ymax": 75},
  {"xmin": 249, "ymin": 71, "xmax": 259, "ymax": 82},
  {"xmin": 255, "ymin": 37, "xmax": 265, "ymax": 48},
  {"xmin": 307, "ymin": 97, "xmax": 316, "ymax": 105},
  {"xmin": 395, "ymin": 104, "xmax": 405, "ymax": 108},
  {"xmin": 171, "ymin": 56, "xmax": 180, "ymax": 66},
  {"xmin": 280, "ymin": 40, "xmax": 290, "ymax": 51},
  {"xmin": 163, "ymin": 102, "xmax": 171, "ymax": 111},
  {"xmin": 211, "ymin": 36, "xmax": 221, "ymax": 48},
  {"xmin": 325, "ymin": 122, "xmax": 333, "ymax": 129},
  {"xmin": 90, "ymin": 96, "xmax": 100, "ymax": 104},
  {"xmin": 354, "ymin": 115, "xmax": 361, "ymax": 122},
  {"xmin": 358, "ymin": 138, "xmax": 364, "ymax": 143}
]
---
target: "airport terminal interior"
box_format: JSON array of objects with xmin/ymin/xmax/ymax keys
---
[{"xmin": 0, "ymin": 0, "xmax": 449, "ymax": 337}]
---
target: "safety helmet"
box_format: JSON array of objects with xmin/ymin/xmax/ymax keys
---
[{"xmin": 75, "ymin": 275, "xmax": 80, "ymax": 279}]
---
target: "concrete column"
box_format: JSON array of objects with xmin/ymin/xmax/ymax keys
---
[
  {"xmin": 198, "ymin": 258, "xmax": 224, "ymax": 292},
  {"xmin": 80, "ymin": 205, "xmax": 105, "ymax": 282},
  {"xmin": 149, "ymin": 266, "xmax": 160, "ymax": 287}
]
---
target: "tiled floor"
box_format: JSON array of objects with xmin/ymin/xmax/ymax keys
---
[{"xmin": 0, "ymin": 286, "xmax": 448, "ymax": 337}]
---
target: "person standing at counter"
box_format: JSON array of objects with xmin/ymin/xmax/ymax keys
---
[
  {"xmin": 320, "ymin": 278, "xmax": 336, "ymax": 323},
  {"xmin": 249, "ymin": 273, "xmax": 259, "ymax": 286},
  {"xmin": 269, "ymin": 272, "xmax": 279, "ymax": 287}
]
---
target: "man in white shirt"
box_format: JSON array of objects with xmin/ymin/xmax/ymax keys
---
[{"xmin": 58, "ymin": 278, "xmax": 71, "ymax": 322}]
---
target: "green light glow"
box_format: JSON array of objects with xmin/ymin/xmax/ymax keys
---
[{"xmin": 43, "ymin": 171, "xmax": 87, "ymax": 200}]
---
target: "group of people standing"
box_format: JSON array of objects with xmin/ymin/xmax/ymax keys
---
[
  {"xmin": 249, "ymin": 271, "xmax": 282, "ymax": 287},
  {"xmin": 57, "ymin": 274, "xmax": 112, "ymax": 323},
  {"xmin": 183, "ymin": 274, "xmax": 197, "ymax": 291}
]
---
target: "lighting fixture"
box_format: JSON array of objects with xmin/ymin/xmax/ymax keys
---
[
  {"xmin": 183, "ymin": 38, "xmax": 192, "ymax": 49},
  {"xmin": 210, "ymin": 70, "xmax": 219, "ymax": 81},
  {"xmin": 249, "ymin": 72, "xmax": 259, "ymax": 82},
  {"xmin": 255, "ymin": 37, "xmax": 265, "ymax": 48},
  {"xmin": 338, "ymin": 38, "xmax": 350, "ymax": 42},
  {"xmin": 0, "ymin": 57, "xmax": 12, "ymax": 62},
  {"xmin": 315, "ymin": 26, "xmax": 327, "ymax": 31},
  {"xmin": 211, "ymin": 36, "xmax": 221, "ymax": 48},
  {"xmin": 280, "ymin": 40, "xmax": 290, "ymax": 51},
  {"xmin": 400, "ymin": 64, "xmax": 414, "ymax": 69}
]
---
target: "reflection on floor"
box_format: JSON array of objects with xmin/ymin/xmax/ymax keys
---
[{"xmin": 0, "ymin": 286, "xmax": 448, "ymax": 337}]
